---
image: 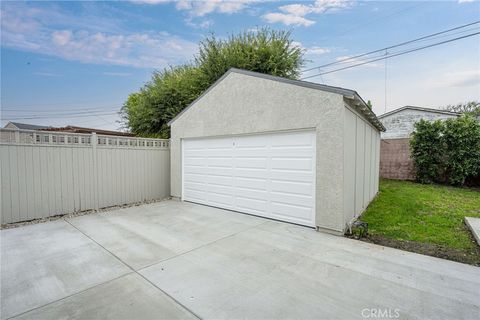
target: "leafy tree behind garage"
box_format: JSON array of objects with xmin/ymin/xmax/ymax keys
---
[{"xmin": 121, "ymin": 28, "xmax": 305, "ymax": 138}]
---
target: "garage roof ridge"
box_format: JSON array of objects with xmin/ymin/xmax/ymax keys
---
[{"xmin": 168, "ymin": 68, "xmax": 385, "ymax": 131}]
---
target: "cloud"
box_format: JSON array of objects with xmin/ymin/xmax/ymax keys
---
[
  {"xmin": 134, "ymin": 0, "xmax": 257, "ymax": 16},
  {"xmin": 292, "ymin": 41, "xmax": 331, "ymax": 55},
  {"xmin": 262, "ymin": 13, "xmax": 315, "ymax": 27},
  {"xmin": 262, "ymin": 0, "xmax": 353, "ymax": 27},
  {"xmin": 308, "ymin": 46, "xmax": 331, "ymax": 55},
  {"xmin": 1, "ymin": 2, "xmax": 198, "ymax": 68},
  {"xmin": 177, "ymin": 0, "xmax": 257, "ymax": 16},
  {"xmin": 185, "ymin": 18, "xmax": 214, "ymax": 29},
  {"xmin": 458, "ymin": 0, "xmax": 475, "ymax": 3},
  {"xmin": 133, "ymin": 0, "xmax": 172, "ymax": 3},
  {"xmin": 431, "ymin": 70, "xmax": 480, "ymax": 88}
]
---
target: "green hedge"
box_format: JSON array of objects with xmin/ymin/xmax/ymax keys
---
[{"xmin": 410, "ymin": 116, "xmax": 480, "ymax": 186}]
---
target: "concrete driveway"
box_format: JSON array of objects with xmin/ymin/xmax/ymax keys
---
[{"xmin": 1, "ymin": 200, "xmax": 479, "ymax": 320}]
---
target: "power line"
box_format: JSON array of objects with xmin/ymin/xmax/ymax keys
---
[
  {"xmin": 2, "ymin": 107, "xmax": 120, "ymax": 113},
  {"xmin": 0, "ymin": 98, "xmax": 124, "ymax": 109},
  {"xmin": 3, "ymin": 112, "xmax": 119, "ymax": 121},
  {"xmin": 302, "ymin": 20, "xmax": 480, "ymax": 74},
  {"xmin": 301, "ymin": 32, "xmax": 480, "ymax": 80},
  {"xmin": 321, "ymin": 2, "xmax": 424, "ymax": 40},
  {"xmin": 2, "ymin": 109, "xmax": 120, "ymax": 116}
]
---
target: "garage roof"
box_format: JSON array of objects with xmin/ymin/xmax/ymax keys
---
[{"xmin": 168, "ymin": 68, "xmax": 386, "ymax": 131}]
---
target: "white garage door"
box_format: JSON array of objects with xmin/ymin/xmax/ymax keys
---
[{"xmin": 182, "ymin": 130, "xmax": 316, "ymax": 227}]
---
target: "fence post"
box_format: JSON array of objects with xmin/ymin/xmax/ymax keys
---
[{"xmin": 92, "ymin": 132, "xmax": 99, "ymax": 210}]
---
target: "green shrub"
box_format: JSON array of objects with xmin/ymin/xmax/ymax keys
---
[
  {"xmin": 443, "ymin": 116, "xmax": 480, "ymax": 185},
  {"xmin": 410, "ymin": 116, "xmax": 480, "ymax": 186},
  {"xmin": 410, "ymin": 119, "xmax": 444, "ymax": 184}
]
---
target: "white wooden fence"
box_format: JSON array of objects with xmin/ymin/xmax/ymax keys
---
[{"xmin": 0, "ymin": 129, "xmax": 170, "ymax": 224}]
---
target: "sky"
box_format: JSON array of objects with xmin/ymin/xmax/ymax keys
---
[{"xmin": 1, "ymin": 0, "xmax": 479, "ymax": 131}]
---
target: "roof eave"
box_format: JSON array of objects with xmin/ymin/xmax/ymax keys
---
[{"xmin": 345, "ymin": 95, "xmax": 386, "ymax": 132}]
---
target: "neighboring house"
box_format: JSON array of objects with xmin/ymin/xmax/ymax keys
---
[
  {"xmin": 168, "ymin": 68, "xmax": 385, "ymax": 235},
  {"xmin": 378, "ymin": 106, "xmax": 459, "ymax": 180},
  {"xmin": 379, "ymin": 106, "xmax": 459, "ymax": 139},
  {"xmin": 4, "ymin": 122, "xmax": 134, "ymax": 137},
  {"xmin": 41, "ymin": 125, "xmax": 134, "ymax": 137},
  {"xmin": 4, "ymin": 122, "xmax": 50, "ymax": 130}
]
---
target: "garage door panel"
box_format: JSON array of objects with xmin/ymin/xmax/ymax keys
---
[
  {"xmin": 235, "ymin": 157, "xmax": 268, "ymax": 170},
  {"xmin": 184, "ymin": 188, "xmax": 207, "ymax": 202},
  {"xmin": 270, "ymin": 131, "xmax": 314, "ymax": 147},
  {"xmin": 235, "ymin": 177, "xmax": 267, "ymax": 190},
  {"xmin": 183, "ymin": 165, "xmax": 206, "ymax": 174},
  {"xmin": 207, "ymin": 194, "xmax": 234, "ymax": 209},
  {"xmin": 236, "ymin": 196, "xmax": 268, "ymax": 214},
  {"xmin": 270, "ymin": 192, "xmax": 313, "ymax": 207},
  {"xmin": 271, "ymin": 158, "xmax": 314, "ymax": 171},
  {"xmin": 208, "ymin": 157, "xmax": 233, "ymax": 168},
  {"xmin": 270, "ymin": 202, "xmax": 313, "ymax": 222},
  {"xmin": 235, "ymin": 148, "xmax": 268, "ymax": 157},
  {"xmin": 269, "ymin": 171, "xmax": 312, "ymax": 183},
  {"xmin": 184, "ymin": 173, "xmax": 206, "ymax": 183},
  {"xmin": 206, "ymin": 175, "xmax": 233, "ymax": 187},
  {"xmin": 206, "ymin": 148, "xmax": 234, "ymax": 157},
  {"xmin": 205, "ymin": 167, "xmax": 233, "ymax": 176},
  {"xmin": 269, "ymin": 148, "xmax": 313, "ymax": 157},
  {"xmin": 235, "ymin": 135, "xmax": 267, "ymax": 148},
  {"xmin": 183, "ymin": 130, "xmax": 315, "ymax": 227},
  {"xmin": 270, "ymin": 180, "xmax": 313, "ymax": 196},
  {"xmin": 208, "ymin": 184, "xmax": 234, "ymax": 195},
  {"xmin": 235, "ymin": 168, "xmax": 269, "ymax": 179},
  {"xmin": 205, "ymin": 137, "xmax": 232, "ymax": 148},
  {"xmin": 235, "ymin": 188, "xmax": 268, "ymax": 201}
]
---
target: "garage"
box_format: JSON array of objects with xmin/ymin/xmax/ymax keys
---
[
  {"xmin": 169, "ymin": 68, "xmax": 385, "ymax": 235},
  {"xmin": 182, "ymin": 130, "xmax": 316, "ymax": 227}
]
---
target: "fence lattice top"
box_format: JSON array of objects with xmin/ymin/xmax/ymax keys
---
[{"xmin": 0, "ymin": 128, "xmax": 169, "ymax": 149}]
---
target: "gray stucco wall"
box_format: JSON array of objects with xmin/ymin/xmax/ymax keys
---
[
  {"xmin": 380, "ymin": 109, "xmax": 458, "ymax": 139},
  {"xmin": 170, "ymin": 72, "xmax": 347, "ymax": 233}
]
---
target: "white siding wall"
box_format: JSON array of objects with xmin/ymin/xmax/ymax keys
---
[
  {"xmin": 344, "ymin": 106, "xmax": 380, "ymax": 226},
  {"xmin": 380, "ymin": 108, "xmax": 458, "ymax": 139},
  {"xmin": 0, "ymin": 130, "xmax": 170, "ymax": 224}
]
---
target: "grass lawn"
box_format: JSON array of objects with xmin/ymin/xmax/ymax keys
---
[{"xmin": 361, "ymin": 179, "xmax": 480, "ymax": 264}]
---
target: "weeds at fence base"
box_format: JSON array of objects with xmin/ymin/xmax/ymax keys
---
[{"xmin": 0, "ymin": 197, "xmax": 171, "ymax": 230}]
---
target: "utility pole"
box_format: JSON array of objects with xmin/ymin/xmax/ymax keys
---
[{"xmin": 384, "ymin": 49, "xmax": 388, "ymax": 113}]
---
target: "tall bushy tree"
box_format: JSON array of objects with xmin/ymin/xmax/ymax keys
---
[
  {"xmin": 443, "ymin": 116, "xmax": 480, "ymax": 185},
  {"xmin": 121, "ymin": 28, "xmax": 305, "ymax": 137},
  {"xmin": 410, "ymin": 119, "xmax": 445, "ymax": 184},
  {"xmin": 196, "ymin": 28, "xmax": 304, "ymax": 85},
  {"xmin": 121, "ymin": 65, "xmax": 206, "ymax": 138},
  {"xmin": 444, "ymin": 101, "xmax": 480, "ymax": 117}
]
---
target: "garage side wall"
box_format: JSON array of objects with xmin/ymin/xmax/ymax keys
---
[
  {"xmin": 343, "ymin": 105, "xmax": 380, "ymax": 227},
  {"xmin": 170, "ymin": 72, "xmax": 346, "ymax": 233}
]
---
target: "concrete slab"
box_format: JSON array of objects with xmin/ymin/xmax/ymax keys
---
[
  {"xmin": 141, "ymin": 220, "xmax": 480, "ymax": 320},
  {"xmin": 1, "ymin": 220, "xmax": 131, "ymax": 319},
  {"xmin": 465, "ymin": 217, "xmax": 480, "ymax": 246},
  {"xmin": 66, "ymin": 200, "xmax": 265, "ymax": 270},
  {"xmin": 11, "ymin": 273, "xmax": 197, "ymax": 320},
  {"xmin": 3, "ymin": 200, "xmax": 480, "ymax": 320}
]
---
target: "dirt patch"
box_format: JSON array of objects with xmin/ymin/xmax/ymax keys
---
[{"xmin": 358, "ymin": 234, "xmax": 480, "ymax": 266}]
